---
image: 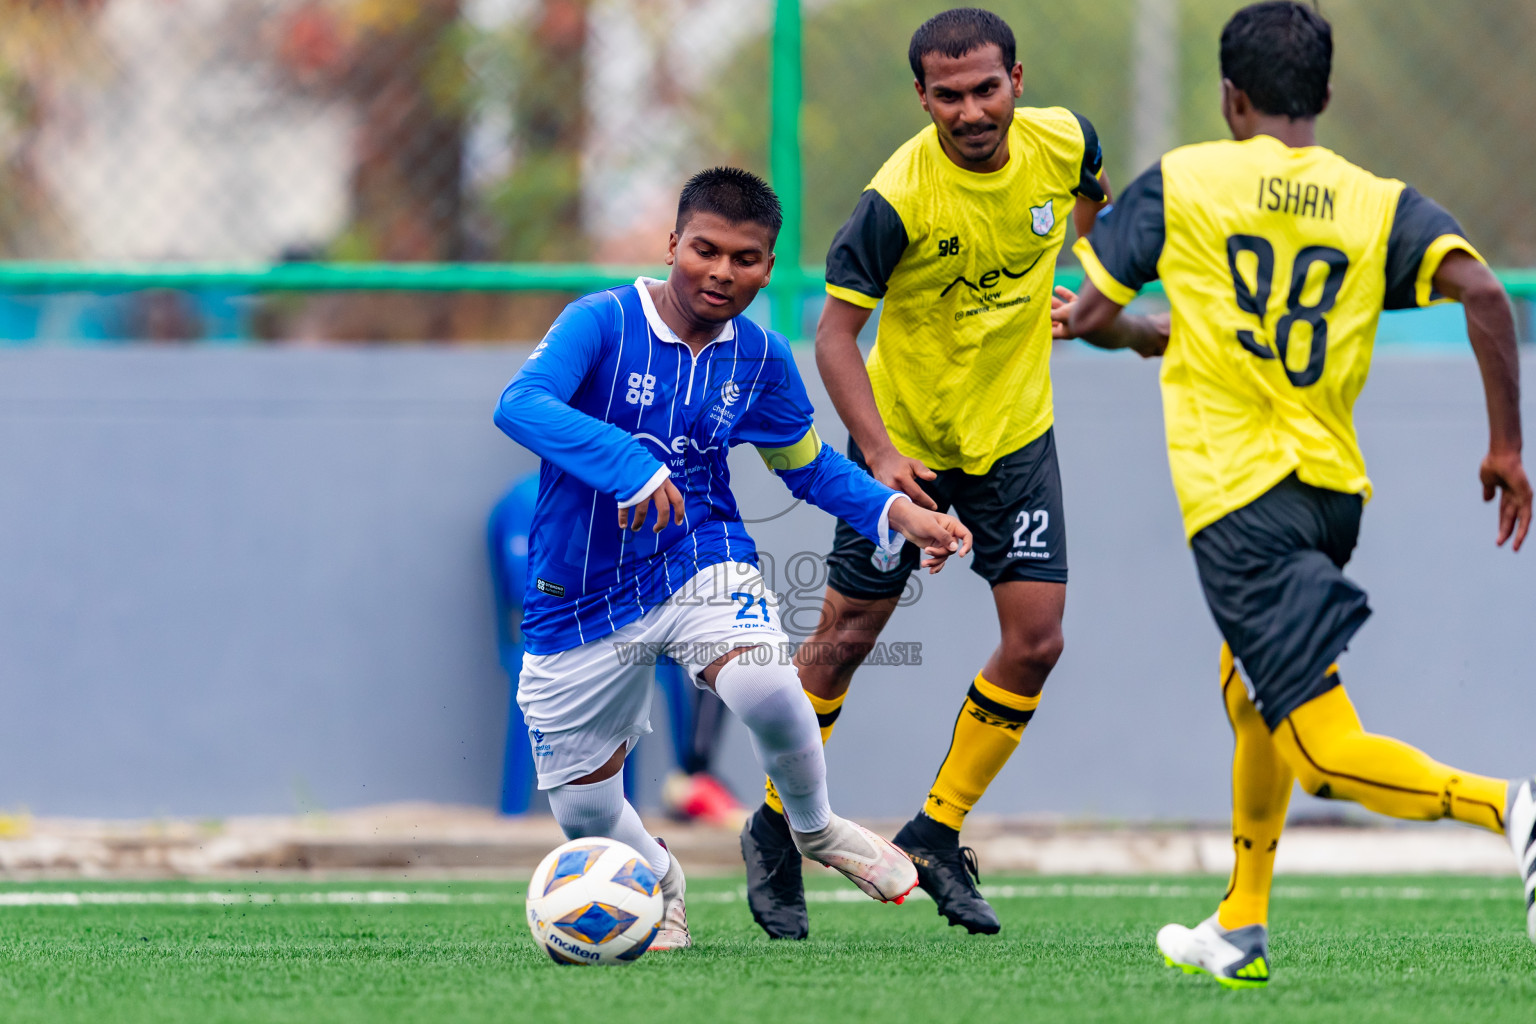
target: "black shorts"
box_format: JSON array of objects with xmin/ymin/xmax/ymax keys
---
[
  {"xmin": 825, "ymin": 429, "xmax": 1068, "ymax": 600},
  {"xmin": 1191, "ymin": 474, "xmax": 1371, "ymax": 730}
]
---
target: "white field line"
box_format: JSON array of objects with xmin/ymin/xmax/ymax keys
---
[
  {"xmin": 0, "ymin": 883, "xmax": 1513, "ymax": 909},
  {"xmin": 0, "ymin": 891, "xmax": 510, "ymax": 907},
  {"xmin": 694, "ymin": 882, "xmax": 1516, "ymax": 904}
]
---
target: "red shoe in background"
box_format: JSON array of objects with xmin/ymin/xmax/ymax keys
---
[{"xmin": 661, "ymin": 771, "xmax": 747, "ymax": 829}]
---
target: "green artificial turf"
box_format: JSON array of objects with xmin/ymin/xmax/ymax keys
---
[{"xmin": 0, "ymin": 875, "xmax": 1530, "ymax": 1023}]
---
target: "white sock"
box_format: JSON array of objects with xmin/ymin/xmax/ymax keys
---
[
  {"xmin": 547, "ymin": 773, "xmax": 670, "ymax": 878},
  {"xmin": 712, "ymin": 650, "xmax": 831, "ymax": 833}
]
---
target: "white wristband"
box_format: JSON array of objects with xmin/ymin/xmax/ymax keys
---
[
  {"xmin": 616, "ymin": 465, "xmax": 671, "ymax": 509},
  {"xmin": 876, "ymin": 492, "xmax": 908, "ymax": 554}
]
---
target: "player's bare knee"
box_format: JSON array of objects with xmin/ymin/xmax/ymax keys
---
[
  {"xmin": 796, "ymin": 634, "xmax": 873, "ymax": 677},
  {"xmin": 1002, "ymin": 628, "xmax": 1064, "ymax": 680}
]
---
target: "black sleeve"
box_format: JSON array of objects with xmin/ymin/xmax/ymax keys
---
[
  {"xmin": 1383, "ymin": 187, "xmax": 1470, "ymax": 310},
  {"xmin": 1071, "ymin": 111, "xmax": 1107, "ymax": 202},
  {"xmin": 825, "ymin": 189, "xmax": 909, "ymax": 303},
  {"xmin": 1087, "ymin": 163, "xmax": 1165, "ymax": 291}
]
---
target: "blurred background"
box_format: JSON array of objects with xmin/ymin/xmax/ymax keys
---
[
  {"xmin": 0, "ymin": 1, "xmax": 1532, "ymax": 834},
  {"xmin": 2, "ymin": 0, "xmax": 1532, "ymax": 342}
]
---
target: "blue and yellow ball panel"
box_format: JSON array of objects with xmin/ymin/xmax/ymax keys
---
[
  {"xmin": 611, "ymin": 857, "xmax": 659, "ymax": 897},
  {"xmin": 542, "ymin": 845, "xmax": 605, "ymax": 897},
  {"xmin": 554, "ymin": 902, "xmax": 639, "ymax": 945}
]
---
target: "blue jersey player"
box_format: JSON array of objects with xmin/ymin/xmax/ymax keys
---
[{"xmin": 494, "ymin": 167, "xmax": 972, "ymax": 952}]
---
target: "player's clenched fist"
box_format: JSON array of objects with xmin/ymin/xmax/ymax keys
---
[
  {"xmin": 618, "ymin": 477, "xmax": 686, "ymax": 533},
  {"xmin": 887, "ymin": 500, "xmax": 972, "ymax": 573}
]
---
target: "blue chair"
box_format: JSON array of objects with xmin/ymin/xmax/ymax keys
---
[
  {"xmin": 488, "ymin": 473, "xmax": 541, "ymax": 814},
  {"xmin": 491, "ymin": 474, "xmax": 669, "ymax": 813}
]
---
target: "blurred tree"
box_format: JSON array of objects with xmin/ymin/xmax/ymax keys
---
[
  {"xmin": 709, "ymin": 0, "xmax": 1534, "ymax": 269},
  {"xmin": 706, "ymin": 0, "xmax": 1138, "ymax": 266},
  {"xmin": 0, "ymin": 0, "xmax": 110, "ymax": 258},
  {"xmin": 274, "ymin": 0, "xmax": 469, "ymax": 262},
  {"xmin": 1320, "ymin": 0, "xmax": 1536, "ymax": 265},
  {"xmin": 1150, "ymin": 0, "xmax": 1536, "ymax": 266},
  {"xmin": 480, "ymin": 0, "xmax": 590, "ymax": 261}
]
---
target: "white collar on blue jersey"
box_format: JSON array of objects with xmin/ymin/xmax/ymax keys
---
[{"xmin": 634, "ymin": 277, "xmax": 736, "ymax": 347}]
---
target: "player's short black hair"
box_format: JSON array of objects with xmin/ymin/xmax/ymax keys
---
[
  {"xmin": 908, "ymin": 8, "xmax": 1016, "ymax": 87},
  {"xmin": 676, "ymin": 167, "xmax": 782, "ymax": 243},
  {"xmin": 1220, "ymin": 2, "xmax": 1332, "ymax": 119}
]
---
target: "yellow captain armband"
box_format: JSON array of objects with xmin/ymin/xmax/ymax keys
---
[{"xmin": 756, "ymin": 426, "xmax": 823, "ymax": 473}]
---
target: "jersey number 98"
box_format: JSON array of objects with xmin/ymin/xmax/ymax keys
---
[{"xmin": 1226, "ymin": 235, "xmax": 1349, "ymax": 388}]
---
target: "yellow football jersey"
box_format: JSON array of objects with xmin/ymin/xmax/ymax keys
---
[
  {"xmin": 1076, "ymin": 134, "xmax": 1481, "ymax": 538},
  {"xmin": 826, "ymin": 106, "xmax": 1104, "ymax": 474}
]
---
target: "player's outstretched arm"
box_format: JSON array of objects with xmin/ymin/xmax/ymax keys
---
[
  {"xmin": 757, "ymin": 434, "xmax": 968, "ymax": 573},
  {"xmin": 1053, "ymin": 282, "xmax": 1170, "ymax": 357},
  {"xmin": 1434, "ymin": 251, "xmax": 1532, "ymax": 550},
  {"xmin": 816, "ymin": 297, "xmax": 939, "ymax": 510},
  {"xmin": 887, "ymin": 499, "xmax": 972, "ymax": 573}
]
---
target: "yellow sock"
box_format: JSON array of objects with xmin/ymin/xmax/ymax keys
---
[
  {"xmin": 763, "ymin": 689, "xmax": 845, "ymax": 816},
  {"xmin": 922, "ymin": 673, "xmax": 1039, "ymax": 831},
  {"xmin": 1275, "ymin": 680, "xmax": 1508, "ymax": 834},
  {"xmin": 1216, "ymin": 644, "xmax": 1294, "ymax": 931}
]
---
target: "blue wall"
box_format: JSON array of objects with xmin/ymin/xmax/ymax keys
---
[{"xmin": 0, "ymin": 344, "xmax": 1531, "ymax": 821}]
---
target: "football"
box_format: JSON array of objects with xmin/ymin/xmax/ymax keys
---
[{"xmin": 525, "ymin": 837, "xmax": 665, "ymax": 965}]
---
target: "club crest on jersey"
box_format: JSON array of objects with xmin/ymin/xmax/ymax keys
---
[
  {"xmin": 870, "ymin": 545, "xmax": 901, "ymax": 573},
  {"xmin": 1029, "ymin": 202, "xmax": 1055, "ymax": 236},
  {"xmin": 626, "ymin": 372, "xmax": 656, "ymax": 407}
]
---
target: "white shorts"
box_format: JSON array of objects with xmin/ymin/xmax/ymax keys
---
[{"xmin": 517, "ymin": 562, "xmax": 789, "ymax": 789}]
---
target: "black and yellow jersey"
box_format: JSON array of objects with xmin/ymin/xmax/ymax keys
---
[
  {"xmin": 826, "ymin": 106, "xmax": 1104, "ymax": 474},
  {"xmin": 1075, "ymin": 134, "xmax": 1481, "ymax": 538}
]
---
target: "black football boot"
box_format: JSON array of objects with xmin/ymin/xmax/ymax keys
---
[
  {"xmin": 740, "ymin": 803, "xmax": 809, "ymax": 939},
  {"xmin": 893, "ymin": 814, "xmax": 1001, "ymax": 935}
]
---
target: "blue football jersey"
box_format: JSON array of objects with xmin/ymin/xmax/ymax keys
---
[{"xmin": 496, "ymin": 279, "xmax": 902, "ymax": 655}]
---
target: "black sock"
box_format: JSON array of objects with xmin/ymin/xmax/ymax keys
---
[
  {"xmin": 903, "ymin": 811, "xmax": 960, "ymax": 849},
  {"xmin": 756, "ymin": 802, "xmax": 793, "ymax": 841}
]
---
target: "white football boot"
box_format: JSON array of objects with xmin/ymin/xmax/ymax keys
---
[
  {"xmin": 1505, "ymin": 775, "xmax": 1536, "ymax": 941},
  {"xmin": 792, "ymin": 815, "xmax": 918, "ymax": 904},
  {"xmin": 648, "ymin": 842, "xmax": 691, "ymax": 951},
  {"xmin": 1157, "ymin": 914, "xmax": 1270, "ymax": 989}
]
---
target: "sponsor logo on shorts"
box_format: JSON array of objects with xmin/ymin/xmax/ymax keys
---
[
  {"xmin": 536, "ymin": 578, "xmax": 566, "ymax": 598},
  {"xmin": 530, "ymin": 727, "xmax": 553, "ymax": 758}
]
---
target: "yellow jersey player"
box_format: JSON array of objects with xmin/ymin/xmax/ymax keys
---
[
  {"xmin": 1060, "ymin": 1, "xmax": 1535, "ymax": 989},
  {"xmin": 740, "ymin": 7, "xmax": 1120, "ymax": 939}
]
